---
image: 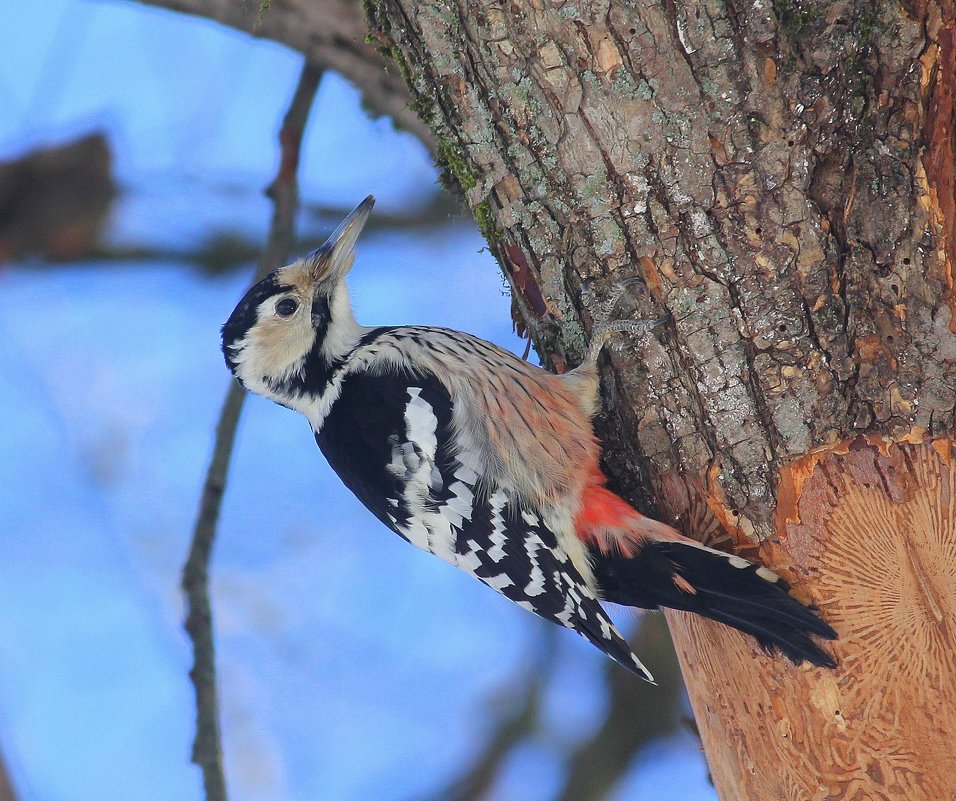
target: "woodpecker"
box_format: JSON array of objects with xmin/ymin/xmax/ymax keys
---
[{"xmin": 222, "ymin": 196, "xmax": 837, "ymax": 681}]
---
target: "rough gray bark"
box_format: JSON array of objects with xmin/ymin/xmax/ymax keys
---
[
  {"xmin": 362, "ymin": 0, "xmax": 955, "ymax": 521},
  {"xmin": 133, "ymin": 0, "xmax": 956, "ymax": 798}
]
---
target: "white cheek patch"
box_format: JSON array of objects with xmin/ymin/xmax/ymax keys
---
[{"xmin": 231, "ymin": 300, "xmax": 316, "ymax": 390}]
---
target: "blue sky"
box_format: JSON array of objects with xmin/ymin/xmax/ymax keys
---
[{"xmin": 0, "ymin": 3, "xmax": 714, "ymax": 800}]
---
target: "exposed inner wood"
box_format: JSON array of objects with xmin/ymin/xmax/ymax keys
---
[{"xmin": 668, "ymin": 438, "xmax": 956, "ymax": 801}]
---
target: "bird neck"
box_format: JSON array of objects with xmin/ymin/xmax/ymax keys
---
[{"xmin": 319, "ymin": 281, "xmax": 372, "ymax": 364}]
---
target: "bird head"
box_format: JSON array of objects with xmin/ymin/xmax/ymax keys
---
[{"xmin": 221, "ymin": 195, "xmax": 374, "ymax": 410}]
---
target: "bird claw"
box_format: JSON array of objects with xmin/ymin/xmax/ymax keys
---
[
  {"xmin": 582, "ymin": 277, "xmax": 669, "ymax": 362},
  {"xmin": 617, "ymin": 276, "xmax": 646, "ymax": 289}
]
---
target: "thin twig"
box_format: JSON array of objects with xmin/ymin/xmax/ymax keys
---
[{"xmin": 182, "ymin": 61, "xmax": 324, "ymax": 801}]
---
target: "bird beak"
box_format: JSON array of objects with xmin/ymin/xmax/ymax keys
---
[{"xmin": 306, "ymin": 195, "xmax": 375, "ymax": 282}]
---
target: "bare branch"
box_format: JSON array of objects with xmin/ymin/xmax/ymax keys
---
[
  {"xmin": 182, "ymin": 60, "xmax": 323, "ymax": 801},
  {"xmin": 131, "ymin": 0, "xmax": 431, "ymax": 147},
  {"xmin": 75, "ymin": 194, "xmax": 463, "ymax": 274},
  {"xmin": 0, "ymin": 742, "xmax": 20, "ymax": 801}
]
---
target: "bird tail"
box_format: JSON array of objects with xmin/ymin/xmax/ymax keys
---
[{"xmin": 591, "ymin": 540, "xmax": 838, "ymax": 667}]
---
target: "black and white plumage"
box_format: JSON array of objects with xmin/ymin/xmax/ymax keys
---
[
  {"xmin": 315, "ymin": 365, "xmax": 650, "ymax": 677},
  {"xmin": 221, "ymin": 196, "xmax": 837, "ymax": 680}
]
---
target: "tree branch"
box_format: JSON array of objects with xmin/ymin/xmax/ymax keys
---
[
  {"xmin": 182, "ymin": 60, "xmax": 323, "ymax": 801},
  {"xmin": 75, "ymin": 193, "xmax": 463, "ymax": 274},
  {"xmin": 131, "ymin": 0, "xmax": 432, "ymax": 147}
]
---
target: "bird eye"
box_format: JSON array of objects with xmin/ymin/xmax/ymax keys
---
[{"xmin": 275, "ymin": 297, "xmax": 299, "ymax": 317}]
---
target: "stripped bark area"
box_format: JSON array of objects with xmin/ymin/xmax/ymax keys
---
[{"xmin": 667, "ymin": 437, "xmax": 956, "ymax": 800}]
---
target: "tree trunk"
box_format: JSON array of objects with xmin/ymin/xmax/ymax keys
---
[
  {"xmin": 360, "ymin": 1, "xmax": 956, "ymax": 796},
  {"xmin": 137, "ymin": 0, "xmax": 956, "ymax": 797}
]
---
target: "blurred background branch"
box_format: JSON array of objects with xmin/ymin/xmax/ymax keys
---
[
  {"xmin": 0, "ymin": 130, "xmax": 460, "ymax": 270},
  {"xmin": 412, "ymin": 630, "xmax": 558, "ymax": 801},
  {"xmin": 133, "ymin": 0, "xmax": 431, "ymax": 146},
  {"xmin": 410, "ymin": 617, "xmax": 683, "ymax": 801},
  {"xmin": 554, "ymin": 617, "xmax": 681, "ymax": 801},
  {"xmin": 183, "ymin": 61, "xmax": 323, "ymax": 801},
  {"xmin": 0, "ymin": 133, "xmax": 114, "ymax": 263},
  {"xmin": 86, "ymin": 193, "xmax": 463, "ymax": 273},
  {"xmin": 0, "ymin": 744, "xmax": 19, "ymax": 801}
]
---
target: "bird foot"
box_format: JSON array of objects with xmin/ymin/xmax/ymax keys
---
[{"xmin": 581, "ymin": 278, "xmax": 670, "ymax": 362}]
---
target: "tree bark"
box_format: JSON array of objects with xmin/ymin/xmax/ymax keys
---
[{"xmin": 135, "ymin": 0, "xmax": 956, "ymax": 798}]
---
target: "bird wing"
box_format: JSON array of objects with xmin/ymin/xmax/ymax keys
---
[{"xmin": 313, "ymin": 368, "xmax": 653, "ymax": 680}]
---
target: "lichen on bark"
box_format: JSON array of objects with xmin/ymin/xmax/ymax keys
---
[{"xmin": 368, "ymin": 0, "xmax": 955, "ymax": 539}]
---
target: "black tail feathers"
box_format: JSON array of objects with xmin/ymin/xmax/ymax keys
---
[{"xmin": 592, "ymin": 541, "xmax": 837, "ymax": 668}]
